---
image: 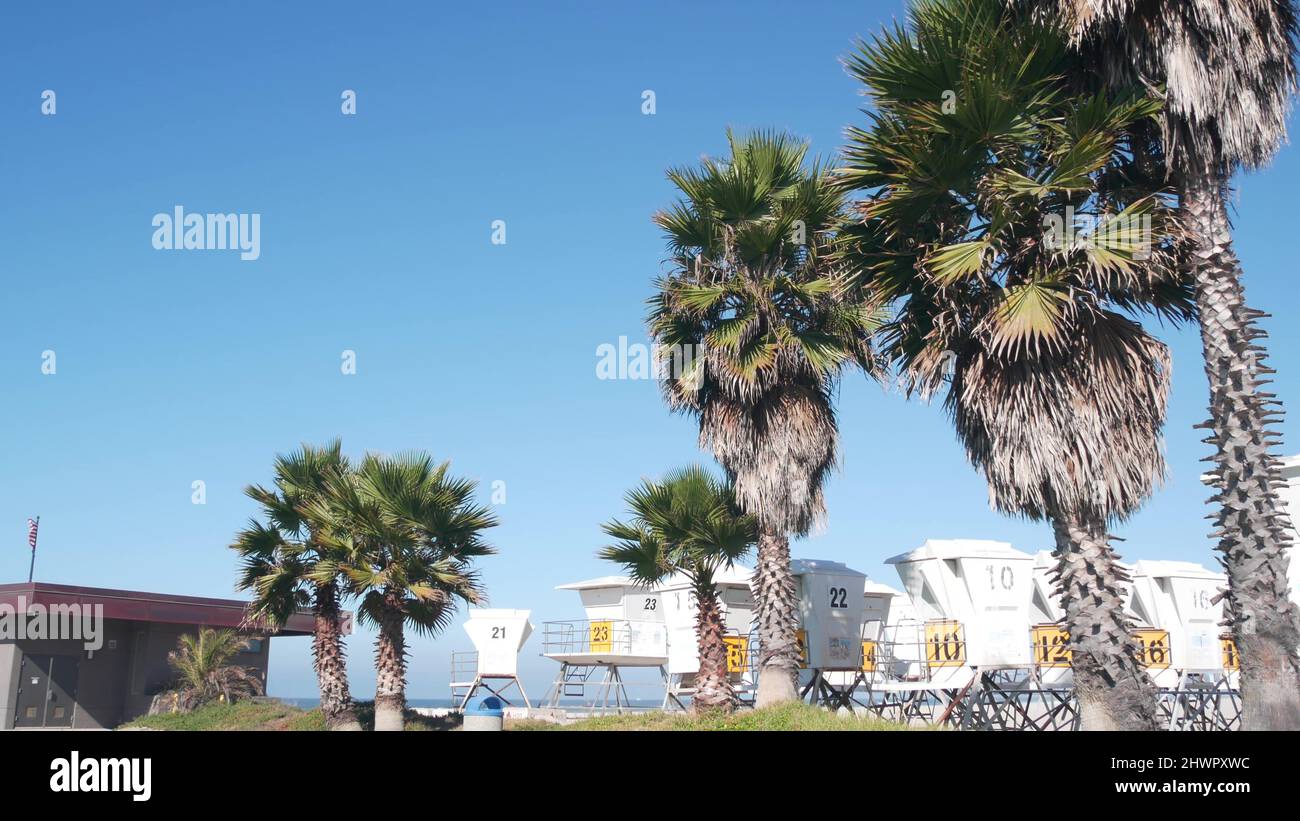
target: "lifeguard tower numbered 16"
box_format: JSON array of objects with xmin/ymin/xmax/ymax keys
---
[
  {"xmin": 449, "ymin": 609, "xmax": 534, "ymax": 710},
  {"xmin": 788, "ymin": 559, "xmax": 869, "ymax": 709},
  {"xmin": 540, "ymin": 576, "xmax": 667, "ymax": 713},
  {"xmin": 657, "ymin": 565, "xmax": 757, "ymax": 710},
  {"xmin": 1127, "ymin": 560, "xmax": 1240, "ymax": 730},
  {"xmin": 878, "ymin": 540, "xmax": 1050, "ymax": 729}
]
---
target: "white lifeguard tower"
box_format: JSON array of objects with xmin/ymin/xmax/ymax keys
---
[
  {"xmin": 450, "ymin": 609, "xmax": 533, "ymax": 709},
  {"xmin": 1026, "ymin": 550, "xmax": 1074, "ymax": 687},
  {"xmin": 788, "ymin": 559, "xmax": 869, "ymax": 708},
  {"xmin": 1125, "ymin": 559, "xmax": 1239, "ymax": 729},
  {"xmin": 657, "ymin": 565, "xmax": 757, "ymax": 709},
  {"xmin": 1126, "ymin": 560, "xmax": 1228, "ymax": 684},
  {"xmin": 878, "ymin": 540, "xmax": 1054, "ymax": 728},
  {"xmin": 540, "ymin": 576, "xmax": 667, "ymax": 712}
]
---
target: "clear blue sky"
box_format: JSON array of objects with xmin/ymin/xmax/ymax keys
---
[{"xmin": 4, "ymin": 0, "xmax": 1298, "ymax": 699}]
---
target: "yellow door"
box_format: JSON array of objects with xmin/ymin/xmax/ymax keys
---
[
  {"xmin": 925, "ymin": 620, "xmax": 966, "ymax": 667},
  {"xmin": 589, "ymin": 620, "xmax": 613, "ymax": 654},
  {"xmin": 1132, "ymin": 629, "xmax": 1171, "ymax": 670},
  {"xmin": 1031, "ymin": 624, "xmax": 1072, "ymax": 668}
]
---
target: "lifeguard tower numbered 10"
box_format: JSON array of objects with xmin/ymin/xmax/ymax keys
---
[
  {"xmin": 788, "ymin": 559, "xmax": 869, "ymax": 709},
  {"xmin": 540, "ymin": 576, "xmax": 667, "ymax": 713},
  {"xmin": 875, "ymin": 540, "xmax": 1052, "ymax": 728},
  {"xmin": 1126, "ymin": 560, "xmax": 1240, "ymax": 729},
  {"xmin": 657, "ymin": 565, "xmax": 757, "ymax": 710},
  {"xmin": 449, "ymin": 609, "xmax": 534, "ymax": 710}
]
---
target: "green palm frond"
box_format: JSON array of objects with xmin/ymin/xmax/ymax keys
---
[{"xmin": 599, "ymin": 466, "xmax": 757, "ymax": 591}]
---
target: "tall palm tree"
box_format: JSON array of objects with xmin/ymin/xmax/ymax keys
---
[
  {"xmin": 838, "ymin": 0, "xmax": 1197, "ymax": 728},
  {"xmin": 1018, "ymin": 0, "xmax": 1300, "ymax": 729},
  {"xmin": 599, "ymin": 466, "xmax": 758, "ymax": 713},
  {"xmin": 312, "ymin": 452, "xmax": 496, "ymax": 731},
  {"xmin": 649, "ymin": 130, "xmax": 880, "ymax": 705},
  {"xmin": 231, "ymin": 440, "xmax": 361, "ymax": 731}
]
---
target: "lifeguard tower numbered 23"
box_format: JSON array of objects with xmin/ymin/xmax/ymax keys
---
[{"xmin": 540, "ymin": 576, "xmax": 667, "ymax": 713}]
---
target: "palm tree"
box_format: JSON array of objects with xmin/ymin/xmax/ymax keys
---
[
  {"xmin": 168, "ymin": 628, "xmax": 265, "ymax": 710},
  {"xmin": 838, "ymin": 0, "xmax": 1197, "ymax": 728},
  {"xmin": 599, "ymin": 466, "xmax": 758, "ymax": 713},
  {"xmin": 313, "ymin": 452, "xmax": 497, "ymax": 731},
  {"xmin": 231, "ymin": 440, "xmax": 361, "ymax": 731},
  {"xmin": 649, "ymin": 130, "xmax": 880, "ymax": 706},
  {"xmin": 1018, "ymin": 0, "xmax": 1300, "ymax": 729}
]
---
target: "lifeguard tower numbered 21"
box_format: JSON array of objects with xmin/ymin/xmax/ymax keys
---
[{"xmin": 449, "ymin": 609, "xmax": 534, "ymax": 709}]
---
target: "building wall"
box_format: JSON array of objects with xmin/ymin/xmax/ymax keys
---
[
  {"xmin": 3, "ymin": 620, "xmax": 272, "ymax": 730},
  {"xmin": 0, "ymin": 644, "xmax": 17, "ymax": 730}
]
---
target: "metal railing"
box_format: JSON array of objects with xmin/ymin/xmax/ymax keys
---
[{"xmin": 541, "ymin": 619, "xmax": 667, "ymax": 658}]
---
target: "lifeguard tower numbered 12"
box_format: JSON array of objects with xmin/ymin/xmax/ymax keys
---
[
  {"xmin": 449, "ymin": 609, "xmax": 534, "ymax": 710},
  {"xmin": 657, "ymin": 565, "xmax": 757, "ymax": 710},
  {"xmin": 787, "ymin": 559, "xmax": 869, "ymax": 709},
  {"xmin": 876, "ymin": 540, "xmax": 1056, "ymax": 728},
  {"xmin": 1126, "ymin": 560, "xmax": 1240, "ymax": 729},
  {"xmin": 540, "ymin": 576, "xmax": 667, "ymax": 713}
]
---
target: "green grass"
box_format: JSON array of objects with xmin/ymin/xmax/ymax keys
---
[
  {"xmin": 120, "ymin": 700, "xmax": 305, "ymax": 731},
  {"xmin": 119, "ymin": 699, "xmax": 460, "ymax": 731},
  {"xmin": 508, "ymin": 701, "xmax": 930, "ymax": 731}
]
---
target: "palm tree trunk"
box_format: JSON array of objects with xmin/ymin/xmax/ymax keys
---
[
  {"xmin": 752, "ymin": 527, "xmax": 800, "ymax": 707},
  {"xmin": 373, "ymin": 588, "xmax": 407, "ymax": 732},
  {"xmin": 312, "ymin": 581, "xmax": 361, "ymax": 731},
  {"xmin": 1183, "ymin": 173, "xmax": 1300, "ymax": 730},
  {"xmin": 1050, "ymin": 509, "xmax": 1161, "ymax": 730},
  {"xmin": 691, "ymin": 587, "xmax": 735, "ymax": 714}
]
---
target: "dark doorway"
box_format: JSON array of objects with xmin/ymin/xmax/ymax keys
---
[{"xmin": 13, "ymin": 654, "xmax": 79, "ymax": 728}]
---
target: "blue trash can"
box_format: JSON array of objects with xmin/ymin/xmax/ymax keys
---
[{"xmin": 463, "ymin": 696, "xmax": 505, "ymax": 731}]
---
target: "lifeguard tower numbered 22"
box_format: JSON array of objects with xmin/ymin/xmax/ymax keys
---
[
  {"xmin": 449, "ymin": 609, "xmax": 534, "ymax": 710},
  {"xmin": 788, "ymin": 559, "xmax": 869, "ymax": 709},
  {"xmin": 540, "ymin": 576, "xmax": 667, "ymax": 713}
]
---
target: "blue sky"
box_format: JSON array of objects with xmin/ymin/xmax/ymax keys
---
[{"xmin": 4, "ymin": 0, "xmax": 1298, "ymax": 699}]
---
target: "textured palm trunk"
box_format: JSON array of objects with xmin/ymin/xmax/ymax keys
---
[
  {"xmin": 752, "ymin": 528, "xmax": 800, "ymax": 707},
  {"xmin": 373, "ymin": 588, "xmax": 407, "ymax": 732},
  {"xmin": 313, "ymin": 581, "xmax": 361, "ymax": 731},
  {"xmin": 1183, "ymin": 175, "xmax": 1300, "ymax": 730},
  {"xmin": 1050, "ymin": 510, "xmax": 1161, "ymax": 730},
  {"xmin": 691, "ymin": 588, "xmax": 735, "ymax": 713}
]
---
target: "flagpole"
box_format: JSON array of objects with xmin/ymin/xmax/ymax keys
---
[{"xmin": 27, "ymin": 516, "xmax": 38, "ymax": 583}]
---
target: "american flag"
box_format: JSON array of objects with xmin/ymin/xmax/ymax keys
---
[{"xmin": 26, "ymin": 518, "xmax": 38, "ymax": 551}]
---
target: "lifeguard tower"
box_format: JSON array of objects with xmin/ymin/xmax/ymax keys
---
[
  {"xmin": 875, "ymin": 540, "xmax": 1059, "ymax": 728},
  {"xmin": 1126, "ymin": 560, "xmax": 1239, "ymax": 729},
  {"xmin": 540, "ymin": 576, "xmax": 667, "ymax": 712},
  {"xmin": 787, "ymin": 559, "xmax": 869, "ymax": 709},
  {"xmin": 657, "ymin": 565, "xmax": 757, "ymax": 709},
  {"xmin": 449, "ymin": 609, "xmax": 533, "ymax": 709},
  {"xmin": 851, "ymin": 579, "xmax": 906, "ymax": 687},
  {"xmin": 1026, "ymin": 550, "xmax": 1074, "ymax": 688}
]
